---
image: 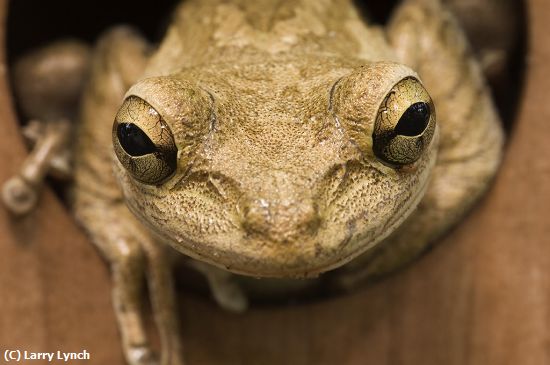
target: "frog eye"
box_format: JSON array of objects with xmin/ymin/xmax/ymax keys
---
[
  {"xmin": 112, "ymin": 96, "xmax": 177, "ymax": 185},
  {"xmin": 372, "ymin": 77, "xmax": 436, "ymax": 166}
]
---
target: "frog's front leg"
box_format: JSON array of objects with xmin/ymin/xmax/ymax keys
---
[
  {"xmin": 140, "ymin": 240, "xmax": 185, "ymax": 365},
  {"xmin": 2, "ymin": 41, "xmax": 90, "ymax": 215},
  {"xmin": 335, "ymin": 0, "xmax": 504, "ymax": 287},
  {"xmin": 77, "ymin": 202, "xmax": 158, "ymax": 364},
  {"xmin": 72, "ymin": 28, "xmax": 184, "ymax": 365},
  {"xmin": 76, "ymin": 198, "xmax": 184, "ymax": 365},
  {"xmin": 188, "ymin": 260, "xmax": 248, "ymax": 312}
]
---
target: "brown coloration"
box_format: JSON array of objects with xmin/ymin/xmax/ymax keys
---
[
  {"xmin": 443, "ymin": 0, "xmax": 520, "ymax": 78},
  {"xmin": 13, "ymin": 40, "xmax": 90, "ymax": 120},
  {"xmin": 116, "ymin": 59, "xmax": 438, "ymax": 278},
  {"xmin": 113, "ymin": 96, "xmax": 178, "ymax": 185},
  {"xmin": 331, "ymin": 0, "xmax": 504, "ymax": 285},
  {"xmin": 110, "ymin": 2, "xmax": 447, "ymax": 278},
  {"xmin": 2, "ymin": 119, "xmax": 71, "ymax": 215},
  {"xmin": 76, "ymin": 0, "xmax": 501, "ymax": 362},
  {"xmin": 2, "ymin": 41, "xmax": 90, "ymax": 216},
  {"xmin": 8, "ymin": 0, "xmax": 505, "ymax": 364},
  {"xmin": 372, "ymin": 77, "xmax": 436, "ymax": 166}
]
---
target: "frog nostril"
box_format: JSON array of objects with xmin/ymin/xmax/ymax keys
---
[
  {"xmin": 240, "ymin": 198, "xmax": 320, "ymax": 242},
  {"xmin": 241, "ymin": 199, "xmax": 270, "ymax": 231}
]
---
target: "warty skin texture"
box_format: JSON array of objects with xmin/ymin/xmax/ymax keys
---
[
  {"xmin": 12, "ymin": 0, "xmax": 502, "ymax": 363},
  {"xmin": 109, "ymin": 0, "xmax": 450, "ymax": 278},
  {"xmin": 116, "ymin": 61, "xmax": 438, "ymax": 277}
]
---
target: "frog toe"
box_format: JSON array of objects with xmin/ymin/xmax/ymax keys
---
[{"xmin": 126, "ymin": 345, "xmax": 159, "ymax": 365}]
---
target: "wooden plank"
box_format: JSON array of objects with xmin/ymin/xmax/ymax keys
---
[
  {"xmin": 178, "ymin": 1, "xmax": 550, "ymax": 364},
  {"xmin": 0, "ymin": 1, "xmax": 124, "ymax": 363}
]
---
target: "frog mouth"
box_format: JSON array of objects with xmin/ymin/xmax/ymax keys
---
[
  {"xmin": 120, "ymin": 128, "xmax": 437, "ymax": 278},
  {"xmin": 128, "ymin": 164, "xmax": 433, "ymax": 280}
]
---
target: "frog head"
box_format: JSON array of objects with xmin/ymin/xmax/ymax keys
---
[{"xmin": 112, "ymin": 58, "xmax": 437, "ymax": 278}]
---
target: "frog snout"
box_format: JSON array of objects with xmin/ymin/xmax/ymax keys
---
[{"xmin": 239, "ymin": 198, "xmax": 321, "ymax": 243}]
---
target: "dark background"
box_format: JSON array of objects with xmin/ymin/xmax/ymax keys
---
[
  {"xmin": 6, "ymin": 1, "xmax": 394, "ymax": 62},
  {"xmin": 6, "ymin": 0, "xmax": 524, "ymax": 130},
  {"xmin": 4, "ymin": 2, "xmax": 550, "ymax": 365}
]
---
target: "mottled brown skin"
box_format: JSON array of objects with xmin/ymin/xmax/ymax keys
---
[{"xmin": 14, "ymin": 0, "xmax": 503, "ymax": 364}]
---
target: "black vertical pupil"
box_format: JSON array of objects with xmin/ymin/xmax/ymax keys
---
[
  {"xmin": 117, "ymin": 123, "xmax": 157, "ymax": 156},
  {"xmin": 395, "ymin": 102, "xmax": 430, "ymax": 137}
]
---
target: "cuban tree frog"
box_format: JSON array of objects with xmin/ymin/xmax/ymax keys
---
[{"xmin": 12, "ymin": 0, "xmax": 504, "ymax": 363}]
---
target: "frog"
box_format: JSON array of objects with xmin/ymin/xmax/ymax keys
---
[{"xmin": 8, "ymin": 0, "xmax": 504, "ymax": 364}]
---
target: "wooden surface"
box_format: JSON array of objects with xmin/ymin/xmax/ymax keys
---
[
  {"xmin": 1, "ymin": 0, "xmax": 549, "ymax": 364},
  {"xmin": 0, "ymin": 1, "xmax": 123, "ymax": 363}
]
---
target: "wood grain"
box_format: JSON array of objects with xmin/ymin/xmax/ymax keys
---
[
  {"xmin": 0, "ymin": 0, "xmax": 548, "ymax": 364},
  {"xmin": 0, "ymin": 1, "xmax": 124, "ymax": 363}
]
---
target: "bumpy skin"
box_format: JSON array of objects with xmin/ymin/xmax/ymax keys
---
[
  {"xmin": 334, "ymin": 0, "xmax": 504, "ymax": 286},
  {"xmin": 55, "ymin": 0, "xmax": 502, "ymax": 363}
]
